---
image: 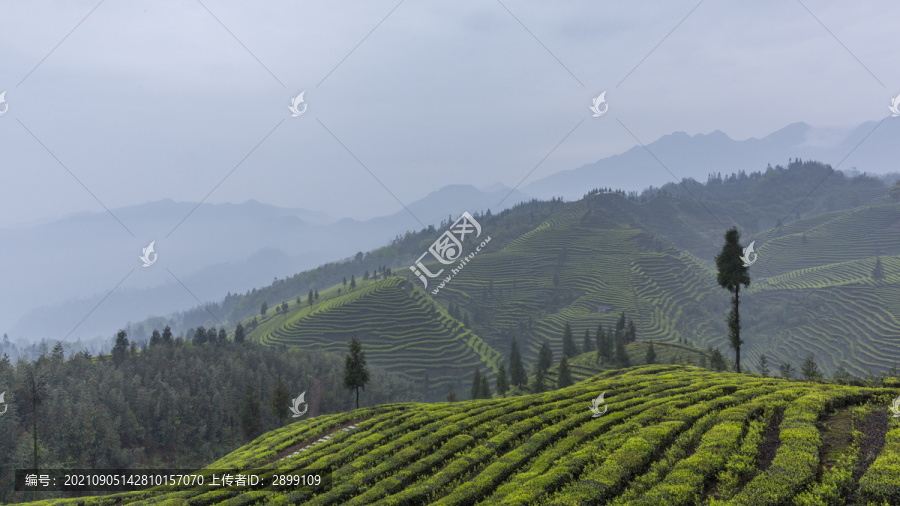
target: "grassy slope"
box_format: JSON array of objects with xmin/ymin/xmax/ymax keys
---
[
  {"xmin": 242, "ymin": 191, "xmax": 900, "ymax": 387},
  {"xmin": 422, "ymin": 195, "xmax": 900, "ymax": 379},
  {"xmin": 247, "ymin": 276, "xmax": 499, "ymax": 394},
  {"xmin": 25, "ymin": 365, "xmax": 900, "ymax": 505}
]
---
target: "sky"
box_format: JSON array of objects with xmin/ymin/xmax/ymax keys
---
[{"xmin": 1, "ymin": 0, "xmax": 898, "ymax": 230}]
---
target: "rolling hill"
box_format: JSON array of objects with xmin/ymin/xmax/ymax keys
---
[
  {"xmin": 21, "ymin": 365, "xmax": 900, "ymax": 505},
  {"xmin": 248, "ymin": 276, "xmax": 499, "ymax": 397},
  {"xmin": 231, "ymin": 162, "xmax": 900, "ymax": 390}
]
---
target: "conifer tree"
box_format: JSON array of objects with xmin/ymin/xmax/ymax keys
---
[
  {"xmin": 234, "ymin": 323, "xmax": 245, "ymax": 344},
  {"xmin": 715, "ymin": 227, "xmax": 751, "ymax": 373},
  {"xmin": 479, "ymin": 374, "xmax": 491, "ymax": 399},
  {"xmin": 582, "ymin": 329, "xmax": 593, "ymax": 353},
  {"xmin": 239, "ymin": 383, "xmax": 261, "ymax": 438},
  {"xmin": 779, "ymin": 362, "xmax": 795, "ymax": 379},
  {"xmin": 532, "ymin": 366, "xmax": 545, "ymax": 393},
  {"xmin": 193, "ymin": 326, "xmax": 207, "ymax": 346},
  {"xmin": 471, "ymin": 369, "xmax": 482, "ymax": 399},
  {"xmin": 645, "ymin": 342, "xmax": 656, "ymax": 364},
  {"xmin": 161, "ymin": 325, "xmax": 173, "ymax": 345},
  {"xmin": 218, "ymin": 327, "xmax": 227, "ymax": 343},
  {"xmin": 509, "ymin": 338, "xmax": 526, "ymax": 386},
  {"xmin": 343, "ymin": 336, "xmax": 369, "ymax": 409},
  {"xmin": 150, "ymin": 329, "xmax": 161, "ymax": 347},
  {"xmin": 709, "ymin": 347, "xmax": 727, "ymax": 372},
  {"xmin": 557, "ymin": 356, "xmax": 573, "ymax": 388},
  {"xmin": 757, "ymin": 354, "xmax": 769, "ymax": 377},
  {"xmin": 112, "ymin": 330, "xmax": 129, "ymax": 367},
  {"xmin": 801, "ymin": 354, "xmax": 821, "ymax": 381},
  {"xmin": 562, "ymin": 323, "xmax": 578, "ymax": 358},
  {"xmin": 872, "ymin": 256, "xmax": 885, "ymax": 280},
  {"xmin": 538, "ymin": 341, "xmax": 553, "ymax": 373},
  {"xmin": 614, "ymin": 335, "xmax": 629, "ymax": 367},
  {"xmin": 271, "ymin": 378, "xmax": 291, "ymax": 426},
  {"xmin": 260, "ymin": 301, "xmax": 268, "ymax": 316},
  {"xmin": 595, "ymin": 323, "xmax": 605, "ymax": 363},
  {"xmin": 496, "ymin": 363, "xmax": 509, "ymax": 395}
]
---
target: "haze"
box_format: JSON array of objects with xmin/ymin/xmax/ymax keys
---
[{"xmin": 1, "ymin": 0, "xmax": 897, "ymax": 229}]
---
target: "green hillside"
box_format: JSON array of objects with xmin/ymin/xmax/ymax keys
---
[
  {"xmin": 24, "ymin": 366, "xmax": 900, "ymax": 505},
  {"xmin": 246, "ymin": 277, "xmax": 499, "ymax": 396},
  {"xmin": 416, "ymin": 194, "xmax": 900, "ymax": 380},
  {"xmin": 220, "ymin": 162, "xmax": 900, "ymax": 391}
]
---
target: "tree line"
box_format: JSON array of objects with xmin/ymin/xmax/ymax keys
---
[
  {"xmin": 469, "ymin": 314, "xmax": 638, "ymax": 400},
  {"xmin": 0, "ymin": 332, "xmax": 413, "ymax": 503}
]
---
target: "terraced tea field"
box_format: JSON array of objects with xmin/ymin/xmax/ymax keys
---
[
  {"xmin": 417, "ymin": 197, "xmax": 900, "ymax": 379},
  {"xmin": 26, "ymin": 366, "xmax": 900, "ymax": 505},
  {"xmin": 243, "ymin": 192, "xmax": 900, "ymax": 389},
  {"xmin": 250, "ymin": 277, "xmax": 500, "ymax": 393}
]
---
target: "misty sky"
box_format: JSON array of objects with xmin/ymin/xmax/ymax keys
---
[{"xmin": 1, "ymin": 0, "xmax": 898, "ymax": 230}]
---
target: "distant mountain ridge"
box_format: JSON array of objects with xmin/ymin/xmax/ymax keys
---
[
  {"xmin": 3, "ymin": 185, "xmax": 530, "ymax": 339},
  {"xmin": 525, "ymin": 119, "xmax": 900, "ymax": 199},
  {"xmin": 9, "ymin": 116, "xmax": 898, "ymax": 341}
]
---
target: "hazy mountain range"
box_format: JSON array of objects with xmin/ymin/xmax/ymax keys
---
[
  {"xmin": 524, "ymin": 120, "xmax": 900, "ymax": 199},
  {"xmin": 2, "ymin": 185, "xmax": 530, "ymax": 339},
  {"xmin": 5, "ymin": 118, "xmax": 899, "ymax": 341}
]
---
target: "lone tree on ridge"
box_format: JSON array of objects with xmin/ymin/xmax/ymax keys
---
[
  {"xmin": 715, "ymin": 227, "xmax": 751, "ymax": 373},
  {"xmin": 343, "ymin": 336, "xmax": 370, "ymax": 409}
]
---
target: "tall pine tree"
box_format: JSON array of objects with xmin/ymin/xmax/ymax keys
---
[
  {"xmin": 645, "ymin": 342, "xmax": 656, "ymax": 364},
  {"xmin": 496, "ymin": 363, "xmax": 509, "ymax": 395},
  {"xmin": 479, "ymin": 374, "xmax": 491, "ymax": 399},
  {"xmin": 531, "ymin": 366, "xmax": 545, "ymax": 393},
  {"xmin": 715, "ymin": 227, "xmax": 751, "ymax": 373},
  {"xmin": 271, "ymin": 378, "xmax": 291, "ymax": 427},
  {"xmin": 509, "ymin": 338, "xmax": 526, "ymax": 387},
  {"xmin": 538, "ymin": 341, "xmax": 553, "ymax": 373},
  {"xmin": 562, "ymin": 322, "xmax": 578, "ymax": 358},
  {"xmin": 112, "ymin": 330, "xmax": 129, "ymax": 367},
  {"xmin": 872, "ymin": 256, "xmax": 885, "ymax": 280},
  {"xmin": 239, "ymin": 383, "xmax": 261, "ymax": 439},
  {"xmin": 471, "ymin": 369, "xmax": 482, "ymax": 399},
  {"xmin": 595, "ymin": 323, "xmax": 606, "ymax": 363},
  {"xmin": 343, "ymin": 336, "xmax": 370, "ymax": 409},
  {"xmin": 557, "ymin": 356, "xmax": 573, "ymax": 388}
]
